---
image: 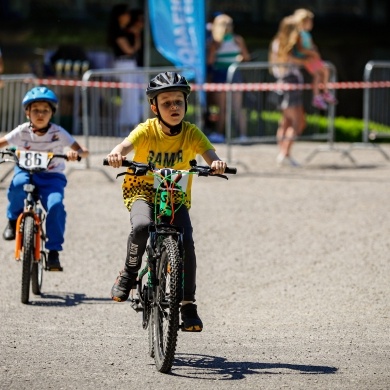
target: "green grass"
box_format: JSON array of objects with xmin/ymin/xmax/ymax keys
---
[{"xmin": 259, "ymin": 111, "xmax": 390, "ymax": 142}]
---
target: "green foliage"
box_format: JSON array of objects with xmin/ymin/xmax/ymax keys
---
[{"xmin": 259, "ymin": 111, "xmax": 390, "ymax": 142}]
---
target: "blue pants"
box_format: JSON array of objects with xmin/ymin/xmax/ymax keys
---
[{"xmin": 7, "ymin": 167, "xmax": 67, "ymax": 251}]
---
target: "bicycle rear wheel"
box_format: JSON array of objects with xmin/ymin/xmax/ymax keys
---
[
  {"xmin": 148, "ymin": 309, "xmax": 155, "ymax": 358},
  {"xmin": 152, "ymin": 236, "xmax": 182, "ymax": 373},
  {"xmin": 21, "ymin": 215, "xmax": 35, "ymax": 304}
]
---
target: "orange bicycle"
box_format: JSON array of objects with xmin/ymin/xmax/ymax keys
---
[{"xmin": 0, "ymin": 148, "xmax": 80, "ymax": 304}]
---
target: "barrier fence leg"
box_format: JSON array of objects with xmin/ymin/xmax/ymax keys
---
[{"xmin": 349, "ymin": 142, "xmax": 390, "ymax": 161}]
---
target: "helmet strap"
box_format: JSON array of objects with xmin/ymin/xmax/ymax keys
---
[{"xmin": 29, "ymin": 122, "xmax": 52, "ymax": 134}]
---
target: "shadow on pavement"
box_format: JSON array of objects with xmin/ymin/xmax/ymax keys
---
[
  {"xmin": 172, "ymin": 353, "xmax": 338, "ymax": 380},
  {"xmin": 29, "ymin": 292, "xmax": 113, "ymax": 306}
]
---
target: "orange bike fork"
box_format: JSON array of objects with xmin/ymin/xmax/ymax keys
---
[{"xmin": 14, "ymin": 213, "xmax": 41, "ymax": 261}]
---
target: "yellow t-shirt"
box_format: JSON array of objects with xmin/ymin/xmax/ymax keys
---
[{"xmin": 122, "ymin": 118, "xmax": 214, "ymax": 211}]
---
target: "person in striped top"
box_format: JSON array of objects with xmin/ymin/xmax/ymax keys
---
[{"xmin": 207, "ymin": 14, "xmax": 251, "ymax": 143}]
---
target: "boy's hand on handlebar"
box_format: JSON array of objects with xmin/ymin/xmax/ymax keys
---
[
  {"xmin": 106, "ymin": 152, "xmax": 126, "ymax": 168},
  {"xmin": 66, "ymin": 150, "xmax": 81, "ymax": 161},
  {"xmin": 210, "ymin": 160, "xmax": 227, "ymax": 175}
]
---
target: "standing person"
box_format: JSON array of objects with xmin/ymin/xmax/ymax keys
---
[
  {"xmin": 105, "ymin": 72, "xmax": 228, "ymax": 332},
  {"xmin": 128, "ymin": 8, "xmax": 145, "ymax": 123},
  {"xmin": 292, "ymin": 8, "xmax": 337, "ymax": 110},
  {"xmin": 128, "ymin": 8, "xmax": 145, "ymax": 68},
  {"xmin": 269, "ymin": 15, "xmax": 306, "ymax": 167},
  {"xmin": 207, "ymin": 14, "xmax": 251, "ymax": 143},
  {"xmin": 0, "ymin": 47, "xmax": 4, "ymax": 74},
  {"xmin": 0, "ymin": 87, "xmax": 89, "ymax": 270},
  {"xmin": 107, "ymin": 4, "xmax": 142, "ymax": 135}
]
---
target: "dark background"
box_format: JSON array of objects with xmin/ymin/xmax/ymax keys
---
[{"xmin": 0, "ymin": 0, "xmax": 389, "ymax": 118}]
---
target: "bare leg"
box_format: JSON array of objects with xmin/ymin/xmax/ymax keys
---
[
  {"xmin": 277, "ymin": 106, "xmax": 306, "ymax": 165},
  {"xmin": 232, "ymin": 92, "xmax": 247, "ymax": 137}
]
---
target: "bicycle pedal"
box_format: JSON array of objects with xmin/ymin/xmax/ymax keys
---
[{"xmin": 130, "ymin": 298, "xmax": 143, "ymax": 312}]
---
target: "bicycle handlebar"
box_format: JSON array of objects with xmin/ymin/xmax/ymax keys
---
[
  {"xmin": 0, "ymin": 148, "xmax": 81, "ymax": 167},
  {"xmin": 103, "ymin": 158, "xmax": 237, "ymax": 178},
  {"xmin": 0, "ymin": 148, "xmax": 81, "ymax": 163}
]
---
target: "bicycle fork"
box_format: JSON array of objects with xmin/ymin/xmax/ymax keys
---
[
  {"xmin": 15, "ymin": 189, "xmax": 45, "ymax": 263},
  {"xmin": 14, "ymin": 212, "xmax": 42, "ymax": 262}
]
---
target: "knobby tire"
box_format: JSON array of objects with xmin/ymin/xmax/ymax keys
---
[
  {"xmin": 31, "ymin": 250, "xmax": 44, "ymax": 295},
  {"xmin": 21, "ymin": 216, "xmax": 34, "ymax": 304},
  {"xmin": 152, "ymin": 236, "xmax": 182, "ymax": 373},
  {"xmin": 148, "ymin": 310, "xmax": 155, "ymax": 358}
]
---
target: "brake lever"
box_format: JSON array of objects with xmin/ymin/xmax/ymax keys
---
[{"xmin": 212, "ymin": 173, "xmax": 228, "ymax": 180}]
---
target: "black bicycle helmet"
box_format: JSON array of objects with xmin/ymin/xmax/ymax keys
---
[
  {"xmin": 145, "ymin": 72, "xmax": 191, "ymax": 135},
  {"xmin": 146, "ymin": 72, "xmax": 191, "ymax": 104}
]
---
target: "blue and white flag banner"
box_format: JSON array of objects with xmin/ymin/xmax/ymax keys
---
[{"xmin": 148, "ymin": 0, "xmax": 205, "ymax": 86}]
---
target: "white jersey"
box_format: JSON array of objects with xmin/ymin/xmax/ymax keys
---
[{"xmin": 5, "ymin": 122, "xmax": 75, "ymax": 173}]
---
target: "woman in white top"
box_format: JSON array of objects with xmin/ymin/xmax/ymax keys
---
[{"xmin": 269, "ymin": 15, "xmax": 306, "ymax": 167}]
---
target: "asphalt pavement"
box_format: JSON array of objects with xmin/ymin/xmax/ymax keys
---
[{"xmin": 0, "ymin": 142, "xmax": 389, "ymax": 389}]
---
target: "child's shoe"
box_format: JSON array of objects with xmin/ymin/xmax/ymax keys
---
[
  {"xmin": 3, "ymin": 219, "xmax": 16, "ymax": 240},
  {"xmin": 181, "ymin": 303, "xmax": 203, "ymax": 332},
  {"xmin": 111, "ymin": 269, "xmax": 137, "ymax": 302},
  {"xmin": 47, "ymin": 250, "xmax": 63, "ymax": 271},
  {"xmin": 322, "ymin": 91, "xmax": 338, "ymax": 105},
  {"xmin": 312, "ymin": 94, "xmax": 328, "ymax": 110}
]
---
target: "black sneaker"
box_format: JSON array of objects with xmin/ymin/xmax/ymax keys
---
[
  {"xmin": 3, "ymin": 219, "xmax": 16, "ymax": 241},
  {"xmin": 47, "ymin": 250, "xmax": 63, "ymax": 271},
  {"xmin": 180, "ymin": 303, "xmax": 203, "ymax": 332},
  {"xmin": 111, "ymin": 269, "xmax": 137, "ymax": 302}
]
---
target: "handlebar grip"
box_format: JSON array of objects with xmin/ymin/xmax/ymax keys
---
[
  {"xmin": 53, "ymin": 154, "xmax": 81, "ymax": 162},
  {"xmin": 225, "ymin": 167, "xmax": 237, "ymax": 174},
  {"xmin": 102, "ymin": 158, "xmax": 133, "ymax": 167}
]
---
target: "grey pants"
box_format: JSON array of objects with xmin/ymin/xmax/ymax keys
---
[{"xmin": 125, "ymin": 199, "xmax": 196, "ymax": 302}]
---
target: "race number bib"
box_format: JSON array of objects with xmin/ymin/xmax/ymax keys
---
[
  {"xmin": 17, "ymin": 151, "xmax": 50, "ymax": 170},
  {"xmin": 153, "ymin": 168, "xmax": 189, "ymax": 193}
]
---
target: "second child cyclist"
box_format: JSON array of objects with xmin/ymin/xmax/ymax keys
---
[
  {"xmin": 0, "ymin": 87, "xmax": 89, "ymax": 270},
  {"xmin": 106, "ymin": 72, "xmax": 227, "ymax": 332}
]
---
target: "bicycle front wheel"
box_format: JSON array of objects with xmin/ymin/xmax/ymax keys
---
[
  {"xmin": 152, "ymin": 236, "xmax": 182, "ymax": 373},
  {"xmin": 31, "ymin": 250, "xmax": 45, "ymax": 295},
  {"xmin": 21, "ymin": 215, "xmax": 35, "ymax": 304}
]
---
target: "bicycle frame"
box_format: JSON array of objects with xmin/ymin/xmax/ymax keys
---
[{"xmin": 133, "ymin": 170, "xmax": 186, "ymax": 327}]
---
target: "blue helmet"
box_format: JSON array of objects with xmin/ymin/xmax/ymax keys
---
[{"xmin": 22, "ymin": 87, "xmax": 58, "ymax": 112}]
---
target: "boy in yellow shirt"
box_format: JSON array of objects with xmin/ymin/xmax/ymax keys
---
[{"xmin": 105, "ymin": 72, "xmax": 227, "ymax": 331}]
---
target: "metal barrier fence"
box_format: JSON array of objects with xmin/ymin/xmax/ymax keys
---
[
  {"xmin": 0, "ymin": 74, "xmax": 38, "ymax": 182},
  {"xmin": 80, "ymin": 66, "xmax": 199, "ymax": 174},
  {"xmin": 0, "ymin": 74, "xmax": 38, "ymax": 131},
  {"xmin": 350, "ymin": 60, "xmax": 390, "ymax": 160},
  {"xmin": 223, "ymin": 61, "xmax": 347, "ymax": 163},
  {"xmin": 2, "ymin": 61, "xmax": 390, "ymax": 173}
]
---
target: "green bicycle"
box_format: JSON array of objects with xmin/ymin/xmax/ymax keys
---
[{"xmin": 103, "ymin": 158, "xmax": 236, "ymax": 373}]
